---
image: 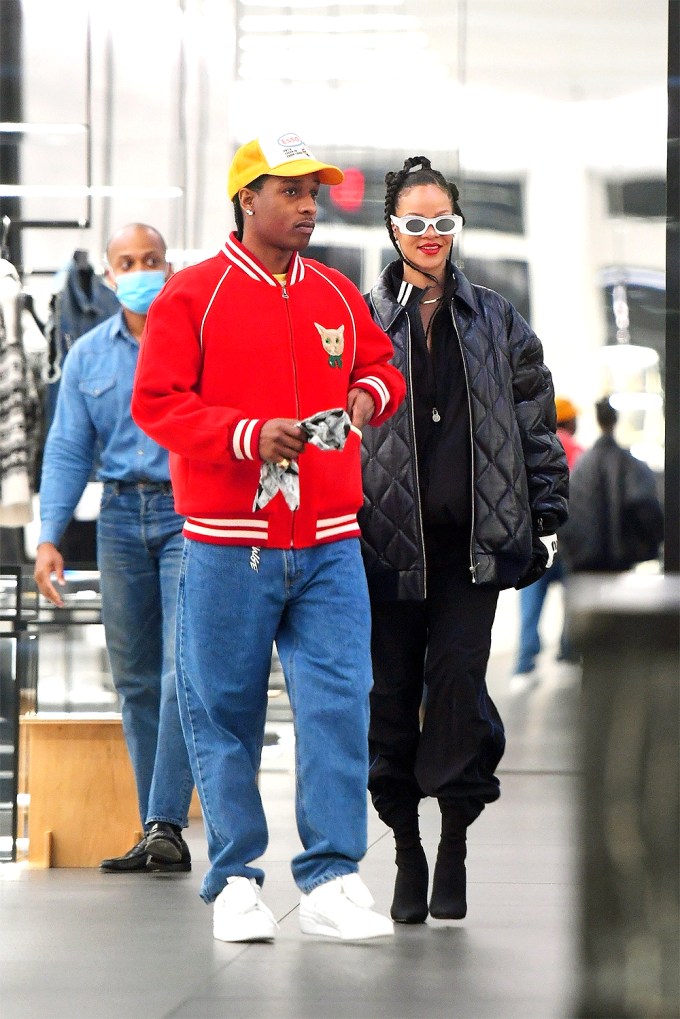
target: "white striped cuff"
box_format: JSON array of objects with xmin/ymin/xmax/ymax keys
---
[
  {"xmin": 232, "ymin": 419, "xmax": 260, "ymax": 460},
  {"xmin": 353, "ymin": 375, "xmax": 389, "ymax": 416}
]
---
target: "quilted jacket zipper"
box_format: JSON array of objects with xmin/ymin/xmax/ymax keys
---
[
  {"xmin": 405, "ymin": 315, "xmax": 428, "ymax": 599},
  {"xmin": 448, "ymin": 302, "xmax": 478, "ymax": 583}
]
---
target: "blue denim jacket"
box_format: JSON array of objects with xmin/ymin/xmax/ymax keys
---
[{"xmin": 39, "ymin": 311, "xmax": 172, "ymax": 546}]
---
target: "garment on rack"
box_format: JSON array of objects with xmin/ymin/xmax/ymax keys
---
[
  {"xmin": 45, "ymin": 250, "xmax": 120, "ymax": 425},
  {"xmin": 0, "ymin": 258, "xmax": 41, "ymax": 527},
  {"xmin": 19, "ymin": 293, "xmax": 49, "ymax": 491}
]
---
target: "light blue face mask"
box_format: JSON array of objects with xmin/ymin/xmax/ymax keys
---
[{"xmin": 114, "ymin": 269, "xmax": 166, "ymax": 314}]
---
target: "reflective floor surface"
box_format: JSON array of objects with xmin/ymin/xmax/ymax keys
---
[{"xmin": 1, "ymin": 586, "xmax": 582, "ymax": 1019}]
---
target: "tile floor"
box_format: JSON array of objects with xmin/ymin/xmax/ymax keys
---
[{"xmin": 1, "ymin": 586, "xmax": 583, "ymax": 1019}]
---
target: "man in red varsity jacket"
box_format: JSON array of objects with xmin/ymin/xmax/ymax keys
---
[{"xmin": 132, "ymin": 131, "xmax": 405, "ymax": 945}]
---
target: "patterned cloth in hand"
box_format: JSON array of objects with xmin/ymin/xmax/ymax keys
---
[{"xmin": 253, "ymin": 408, "xmax": 351, "ymax": 511}]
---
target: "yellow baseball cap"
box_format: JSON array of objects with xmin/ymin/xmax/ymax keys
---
[
  {"xmin": 555, "ymin": 396, "xmax": 579, "ymax": 424},
  {"xmin": 227, "ymin": 131, "xmax": 344, "ymax": 200}
]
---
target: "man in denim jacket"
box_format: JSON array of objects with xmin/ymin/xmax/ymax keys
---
[{"xmin": 34, "ymin": 223, "xmax": 194, "ymax": 874}]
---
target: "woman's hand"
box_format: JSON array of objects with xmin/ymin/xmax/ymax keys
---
[{"xmin": 347, "ymin": 388, "xmax": 375, "ymax": 428}]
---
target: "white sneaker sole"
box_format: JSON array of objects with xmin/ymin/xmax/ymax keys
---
[
  {"xmin": 299, "ymin": 914, "xmax": 394, "ymax": 940},
  {"xmin": 213, "ymin": 913, "xmax": 277, "ymax": 943}
]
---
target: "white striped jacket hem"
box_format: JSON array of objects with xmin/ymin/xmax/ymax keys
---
[
  {"xmin": 183, "ymin": 513, "xmax": 360, "ymax": 544},
  {"xmin": 184, "ymin": 517, "xmax": 269, "ymax": 541},
  {"xmin": 315, "ymin": 514, "xmax": 360, "ymax": 541}
]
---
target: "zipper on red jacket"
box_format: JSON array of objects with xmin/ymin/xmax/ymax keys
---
[{"xmin": 281, "ymin": 282, "xmax": 299, "ymax": 547}]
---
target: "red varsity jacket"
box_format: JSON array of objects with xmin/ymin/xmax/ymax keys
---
[{"xmin": 131, "ymin": 233, "xmax": 405, "ymax": 548}]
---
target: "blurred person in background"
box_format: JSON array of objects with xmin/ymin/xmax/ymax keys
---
[
  {"xmin": 359, "ymin": 155, "xmax": 569, "ymax": 926},
  {"xmin": 559, "ymin": 395, "xmax": 663, "ymax": 574},
  {"xmin": 34, "ymin": 223, "xmax": 195, "ymax": 874},
  {"xmin": 512, "ymin": 395, "xmax": 585, "ymax": 684}
]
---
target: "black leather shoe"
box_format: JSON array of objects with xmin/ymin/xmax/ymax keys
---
[
  {"xmin": 100, "ymin": 837, "xmax": 150, "ymax": 873},
  {"xmin": 145, "ymin": 822, "xmax": 191, "ymax": 872},
  {"xmin": 100, "ymin": 831, "xmax": 191, "ymax": 874}
]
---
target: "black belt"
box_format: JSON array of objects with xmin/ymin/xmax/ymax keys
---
[{"xmin": 105, "ymin": 480, "xmax": 173, "ymax": 494}]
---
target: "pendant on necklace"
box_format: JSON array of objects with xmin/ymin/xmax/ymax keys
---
[{"xmin": 432, "ymin": 407, "xmax": 441, "ymax": 423}]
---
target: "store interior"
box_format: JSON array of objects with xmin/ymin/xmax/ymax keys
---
[{"xmin": 1, "ymin": 2, "xmax": 677, "ymax": 1018}]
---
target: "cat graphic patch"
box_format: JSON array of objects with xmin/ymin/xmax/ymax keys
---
[{"xmin": 315, "ymin": 322, "xmax": 344, "ymax": 368}]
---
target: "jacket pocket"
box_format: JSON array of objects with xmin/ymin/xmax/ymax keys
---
[{"xmin": 306, "ymin": 427, "xmax": 363, "ymax": 517}]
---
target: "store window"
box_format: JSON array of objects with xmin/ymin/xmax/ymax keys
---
[
  {"xmin": 600, "ymin": 270, "xmax": 665, "ymax": 376},
  {"xmin": 305, "ymin": 244, "xmax": 363, "ymax": 289},
  {"xmin": 314, "ymin": 149, "xmax": 525, "ymax": 235},
  {"xmin": 460, "ymin": 257, "xmax": 531, "ymax": 322},
  {"xmin": 606, "ymin": 178, "xmax": 666, "ymax": 218}
]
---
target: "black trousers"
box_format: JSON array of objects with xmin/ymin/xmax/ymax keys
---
[{"xmin": 368, "ymin": 541, "xmax": 505, "ymax": 827}]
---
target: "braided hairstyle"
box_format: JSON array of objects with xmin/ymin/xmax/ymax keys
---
[
  {"xmin": 384, "ymin": 156, "xmax": 465, "ymax": 282},
  {"xmin": 232, "ymin": 174, "xmax": 267, "ymax": 240}
]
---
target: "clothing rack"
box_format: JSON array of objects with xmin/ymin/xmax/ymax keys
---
[{"xmin": 1, "ymin": 215, "xmax": 11, "ymax": 260}]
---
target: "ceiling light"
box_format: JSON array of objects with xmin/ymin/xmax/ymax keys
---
[
  {"xmin": 240, "ymin": 13, "xmax": 417, "ymax": 31},
  {"xmin": 598, "ymin": 343, "xmax": 659, "ymax": 370},
  {"xmin": 0, "ymin": 185, "xmax": 183, "ymax": 198},
  {"xmin": 238, "ymin": 31, "xmax": 427, "ymax": 50},
  {"xmin": 608, "ymin": 391, "xmax": 663, "ymax": 412},
  {"xmin": 0, "ymin": 123, "xmax": 87, "ymax": 135},
  {"xmin": 239, "ymin": 0, "xmax": 404, "ymax": 7}
]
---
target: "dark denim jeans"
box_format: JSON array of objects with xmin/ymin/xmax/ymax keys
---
[{"xmin": 97, "ymin": 485, "xmax": 194, "ymax": 829}]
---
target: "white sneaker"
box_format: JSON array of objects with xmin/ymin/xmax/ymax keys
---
[
  {"xmin": 509, "ymin": 670, "xmax": 540, "ymax": 693},
  {"xmin": 299, "ymin": 874, "xmax": 394, "ymax": 941},
  {"xmin": 213, "ymin": 876, "xmax": 278, "ymax": 942}
]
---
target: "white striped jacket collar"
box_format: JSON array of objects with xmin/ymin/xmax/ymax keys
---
[
  {"xmin": 396, "ymin": 279, "xmax": 415, "ymax": 306},
  {"xmin": 221, "ymin": 233, "xmax": 306, "ymax": 286}
]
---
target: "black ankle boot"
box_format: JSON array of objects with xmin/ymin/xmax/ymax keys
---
[
  {"xmin": 392, "ymin": 839, "xmax": 429, "ymax": 924},
  {"xmin": 429, "ymin": 805, "xmax": 468, "ymax": 920},
  {"xmin": 389, "ymin": 811, "xmax": 429, "ymax": 924}
]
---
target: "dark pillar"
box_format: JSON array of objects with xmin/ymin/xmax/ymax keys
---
[
  {"xmin": 666, "ymin": 2, "xmax": 680, "ymax": 571},
  {"xmin": 0, "ymin": 0, "xmax": 23, "ymax": 269},
  {"xmin": 570, "ymin": 574, "xmax": 680, "ymax": 1018}
]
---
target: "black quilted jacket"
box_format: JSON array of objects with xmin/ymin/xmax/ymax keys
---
[{"xmin": 359, "ymin": 262, "xmax": 569, "ymax": 598}]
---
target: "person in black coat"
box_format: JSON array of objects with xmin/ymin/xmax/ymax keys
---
[
  {"xmin": 559, "ymin": 396, "xmax": 663, "ymax": 573},
  {"xmin": 359, "ymin": 155, "xmax": 569, "ymax": 925}
]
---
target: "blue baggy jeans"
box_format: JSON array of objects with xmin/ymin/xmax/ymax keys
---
[
  {"xmin": 97, "ymin": 485, "xmax": 194, "ymax": 829},
  {"xmin": 175, "ymin": 538, "xmax": 373, "ymax": 902}
]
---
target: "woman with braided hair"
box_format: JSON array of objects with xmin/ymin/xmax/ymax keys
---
[{"xmin": 359, "ymin": 156, "xmax": 568, "ymax": 924}]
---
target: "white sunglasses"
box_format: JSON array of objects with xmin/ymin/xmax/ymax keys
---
[{"xmin": 390, "ymin": 214, "xmax": 463, "ymax": 236}]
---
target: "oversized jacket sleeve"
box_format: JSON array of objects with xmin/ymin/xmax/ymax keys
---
[
  {"xmin": 324, "ymin": 268, "xmax": 405, "ymax": 426},
  {"xmin": 506, "ymin": 301, "xmax": 569, "ymax": 533}
]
